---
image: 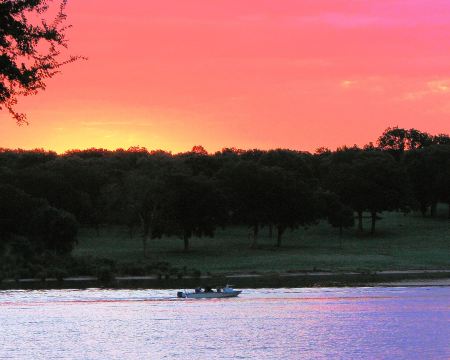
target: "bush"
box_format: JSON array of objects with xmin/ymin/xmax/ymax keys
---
[
  {"xmin": 96, "ymin": 265, "xmax": 115, "ymax": 284},
  {"xmin": 117, "ymin": 262, "xmax": 146, "ymax": 276},
  {"xmin": 48, "ymin": 268, "xmax": 68, "ymax": 281}
]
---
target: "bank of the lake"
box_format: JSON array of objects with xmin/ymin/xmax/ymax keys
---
[{"xmin": 2, "ymin": 269, "xmax": 450, "ymax": 290}]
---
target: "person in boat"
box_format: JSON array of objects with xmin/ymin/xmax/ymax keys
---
[
  {"xmin": 204, "ymin": 286, "xmax": 213, "ymax": 293},
  {"xmin": 216, "ymin": 287, "xmax": 222, "ymax": 293},
  {"xmin": 195, "ymin": 287, "xmax": 202, "ymax": 293}
]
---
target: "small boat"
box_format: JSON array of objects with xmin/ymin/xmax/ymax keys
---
[{"xmin": 177, "ymin": 285, "xmax": 242, "ymax": 299}]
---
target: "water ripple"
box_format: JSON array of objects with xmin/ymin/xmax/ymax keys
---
[{"xmin": 0, "ymin": 287, "xmax": 449, "ymax": 359}]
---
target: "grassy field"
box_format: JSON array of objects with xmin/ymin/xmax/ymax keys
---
[{"xmin": 74, "ymin": 208, "xmax": 450, "ymax": 274}]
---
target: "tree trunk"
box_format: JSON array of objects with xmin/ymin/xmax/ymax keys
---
[
  {"xmin": 142, "ymin": 236, "xmax": 149, "ymax": 258},
  {"xmin": 276, "ymin": 225, "xmax": 285, "ymax": 248},
  {"xmin": 430, "ymin": 202, "xmax": 437, "ymax": 217},
  {"xmin": 370, "ymin": 211, "xmax": 377, "ymax": 234},
  {"xmin": 420, "ymin": 203, "xmax": 427, "ymax": 217},
  {"xmin": 139, "ymin": 213, "xmax": 150, "ymax": 258},
  {"xmin": 128, "ymin": 224, "xmax": 134, "ymax": 239},
  {"xmin": 183, "ymin": 233, "xmax": 190, "ymax": 252},
  {"xmin": 251, "ymin": 223, "xmax": 259, "ymax": 249},
  {"xmin": 357, "ymin": 211, "xmax": 363, "ymax": 232}
]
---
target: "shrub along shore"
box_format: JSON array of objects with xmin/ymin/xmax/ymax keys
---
[{"xmin": 2, "ymin": 270, "xmax": 450, "ymax": 290}]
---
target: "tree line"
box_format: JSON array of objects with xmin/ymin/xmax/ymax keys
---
[{"xmin": 0, "ymin": 127, "xmax": 449, "ymax": 262}]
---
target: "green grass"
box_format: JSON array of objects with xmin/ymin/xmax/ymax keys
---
[{"xmin": 74, "ymin": 208, "xmax": 450, "ymax": 274}]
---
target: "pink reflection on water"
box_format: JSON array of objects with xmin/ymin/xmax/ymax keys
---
[{"xmin": 0, "ymin": 287, "xmax": 449, "ymax": 359}]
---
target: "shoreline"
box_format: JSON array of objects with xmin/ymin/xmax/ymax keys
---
[{"xmin": 1, "ymin": 269, "xmax": 450, "ymax": 290}]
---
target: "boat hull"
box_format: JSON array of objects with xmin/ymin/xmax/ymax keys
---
[{"xmin": 177, "ymin": 291, "xmax": 241, "ymax": 299}]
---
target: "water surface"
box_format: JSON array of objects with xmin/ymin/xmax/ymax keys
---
[{"xmin": 1, "ymin": 287, "xmax": 449, "ymax": 359}]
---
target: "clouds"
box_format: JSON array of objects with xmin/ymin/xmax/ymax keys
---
[
  {"xmin": 130, "ymin": 1, "xmax": 450, "ymax": 31},
  {"xmin": 287, "ymin": 13, "xmax": 405, "ymax": 29},
  {"xmin": 81, "ymin": 121, "xmax": 133, "ymax": 126},
  {"xmin": 340, "ymin": 80, "xmax": 358, "ymax": 89},
  {"xmin": 402, "ymin": 79, "xmax": 450, "ymax": 101}
]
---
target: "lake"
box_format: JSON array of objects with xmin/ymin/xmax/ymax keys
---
[{"xmin": 1, "ymin": 286, "xmax": 449, "ymax": 359}]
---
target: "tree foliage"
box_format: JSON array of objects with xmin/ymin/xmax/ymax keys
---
[
  {"xmin": 160, "ymin": 172, "xmax": 226, "ymax": 251},
  {"xmin": 0, "ymin": 0, "xmax": 79, "ymax": 123},
  {"xmin": 29, "ymin": 205, "xmax": 78, "ymax": 254},
  {"xmin": 324, "ymin": 149, "xmax": 409, "ymax": 233},
  {"xmin": 0, "ymin": 183, "xmax": 77, "ymax": 255},
  {"xmin": 377, "ymin": 127, "xmax": 437, "ymax": 158},
  {"xmin": 0, "ymin": 127, "xmax": 448, "ymax": 261}
]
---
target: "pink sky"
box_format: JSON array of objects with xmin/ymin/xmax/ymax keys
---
[{"xmin": 1, "ymin": 0, "xmax": 450, "ymax": 153}]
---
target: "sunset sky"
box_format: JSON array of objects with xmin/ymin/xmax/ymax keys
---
[{"xmin": 1, "ymin": 0, "xmax": 450, "ymax": 153}]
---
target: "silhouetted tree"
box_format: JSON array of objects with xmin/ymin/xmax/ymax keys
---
[
  {"xmin": 191, "ymin": 145, "xmax": 208, "ymax": 155},
  {"xmin": 407, "ymin": 129, "xmax": 433, "ymax": 149},
  {"xmin": 29, "ymin": 205, "xmax": 78, "ymax": 254},
  {"xmin": 160, "ymin": 173, "xmax": 226, "ymax": 251},
  {"xmin": 220, "ymin": 161, "xmax": 274, "ymax": 248},
  {"xmin": 14, "ymin": 165, "xmax": 92, "ymax": 223},
  {"xmin": 322, "ymin": 192, "xmax": 355, "ymax": 237},
  {"xmin": 259, "ymin": 149, "xmax": 314, "ymax": 176},
  {"xmin": 355, "ymin": 152, "xmax": 409, "ymax": 233},
  {"xmin": 179, "ymin": 147, "xmax": 221, "ymax": 177},
  {"xmin": 433, "ymin": 134, "xmax": 450, "ymax": 145},
  {"xmin": 0, "ymin": 128, "xmax": 447, "ymax": 260},
  {"xmin": 0, "ymin": 183, "xmax": 77, "ymax": 255},
  {"xmin": 0, "ymin": 184, "xmax": 38, "ymax": 241},
  {"xmin": 122, "ymin": 169, "xmax": 166, "ymax": 256},
  {"xmin": 404, "ymin": 150, "xmax": 436, "ymax": 216},
  {"xmin": 0, "ymin": 0, "xmax": 80, "ymax": 123},
  {"xmin": 405, "ymin": 145, "xmax": 450, "ymax": 217},
  {"xmin": 427, "ymin": 146, "xmax": 450, "ymax": 217},
  {"xmin": 325, "ymin": 150, "xmax": 408, "ymax": 233},
  {"xmin": 322, "ymin": 148, "xmax": 364, "ymax": 231},
  {"xmin": 263, "ymin": 167, "xmax": 317, "ymax": 247},
  {"xmin": 377, "ymin": 127, "xmax": 433, "ymax": 158}
]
